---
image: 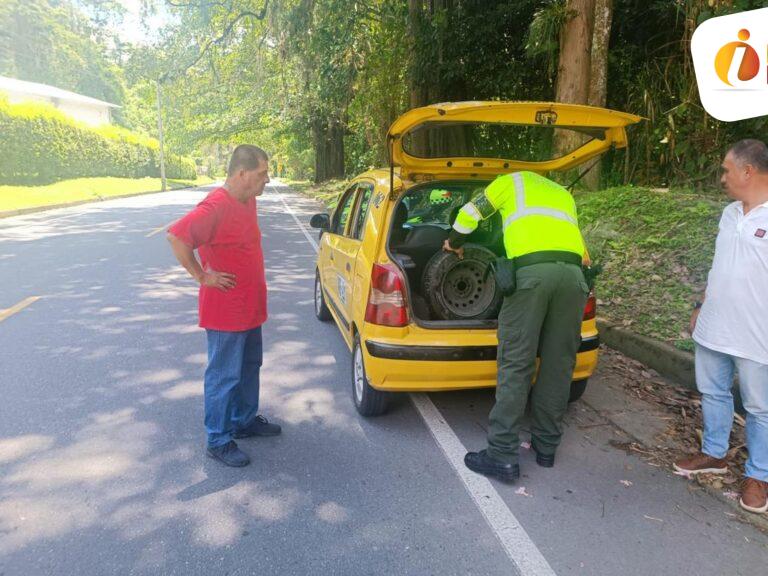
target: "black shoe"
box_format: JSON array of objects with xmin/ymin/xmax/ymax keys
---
[
  {"xmin": 533, "ymin": 446, "xmax": 555, "ymax": 468},
  {"xmin": 206, "ymin": 440, "xmax": 250, "ymax": 467},
  {"xmin": 464, "ymin": 449, "xmax": 519, "ymax": 483},
  {"xmin": 233, "ymin": 415, "xmax": 282, "ymax": 438}
]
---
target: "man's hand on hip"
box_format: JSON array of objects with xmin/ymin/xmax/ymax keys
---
[{"xmin": 200, "ymin": 270, "xmax": 237, "ymax": 290}]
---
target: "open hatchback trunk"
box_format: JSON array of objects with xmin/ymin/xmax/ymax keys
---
[
  {"xmin": 388, "ymin": 100, "xmax": 642, "ymax": 182},
  {"xmin": 385, "ymin": 101, "xmax": 641, "ymax": 326}
]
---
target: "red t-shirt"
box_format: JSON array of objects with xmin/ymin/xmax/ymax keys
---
[{"xmin": 168, "ymin": 187, "xmax": 268, "ymax": 331}]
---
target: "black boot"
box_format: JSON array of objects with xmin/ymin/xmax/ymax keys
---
[
  {"xmin": 532, "ymin": 446, "xmax": 555, "ymax": 468},
  {"xmin": 464, "ymin": 449, "xmax": 519, "ymax": 483}
]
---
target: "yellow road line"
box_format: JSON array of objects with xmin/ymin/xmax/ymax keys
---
[
  {"xmin": 145, "ymin": 220, "xmax": 177, "ymax": 238},
  {"xmin": 0, "ymin": 296, "xmax": 41, "ymax": 323}
]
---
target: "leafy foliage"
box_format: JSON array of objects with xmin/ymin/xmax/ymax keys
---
[
  {"xmin": 0, "ymin": 97, "xmax": 195, "ymax": 184},
  {"xmin": 577, "ymin": 185, "xmax": 725, "ymax": 349},
  {"xmin": 0, "ymin": 0, "xmax": 124, "ymax": 105}
]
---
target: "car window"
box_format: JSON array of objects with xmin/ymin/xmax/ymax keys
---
[
  {"xmin": 404, "ymin": 187, "xmax": 472, "ymax": 225},
  {"xmin": 351, "ymin": 184, "xmax": 374, "ymax": 240},
  {"xmin": 332, "ymin": 186, "xmax": 357, "ymax": 235}
]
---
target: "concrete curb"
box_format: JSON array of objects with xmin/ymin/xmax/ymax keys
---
[
  {"xmin": 597, "ymin": 318, "xmax": 696, "ymax": 389},
  {"xmin": 0, "ymin": 181, "xmax": 218, "ymax": 219}
]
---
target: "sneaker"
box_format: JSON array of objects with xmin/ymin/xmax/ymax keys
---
[
  {"xmin": 464, "ymin": 449, "xmax": 519, "ymax": 483},
  {"xmin": 673, "ymin": 452, "xmax": 728, "ymax": 475},
  {"xmin": 233, "ymin": 415, "xmax": 282, "ymax": 438},
  {"xmin": 206, "ymin": 440, "xmax": 250, "ymax": 467},
  {"xmin": 740, "ymin": 477, "xmax": 768, "ymax": 514}
]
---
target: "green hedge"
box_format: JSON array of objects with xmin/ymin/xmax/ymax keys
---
[{"xmin": 0, "ymin": 98, "xmax": 196, "ymax": 184}]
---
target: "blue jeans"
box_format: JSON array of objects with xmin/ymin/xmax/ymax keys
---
[
  {"xmin": 204, "ymin": 327, "xmax": 263, "ymax": 448},
  {"xmin": 696, "ymin": 344, "xmax": 768, "ymax": 481}
]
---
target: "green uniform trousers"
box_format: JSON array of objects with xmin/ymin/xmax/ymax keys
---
[{"xmin": 487, "ymin": 261, "xmax": 589, "ymax": 464}]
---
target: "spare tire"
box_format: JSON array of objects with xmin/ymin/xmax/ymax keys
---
[{"xmin": 422, "ymin": 243, "xmax": 503, "ymax": 321}]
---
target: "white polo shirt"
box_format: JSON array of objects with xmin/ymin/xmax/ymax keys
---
[{"xmin": 693, "ymin": 199, "xmax": 768, "ymax": 365}]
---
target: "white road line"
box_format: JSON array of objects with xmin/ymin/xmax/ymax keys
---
[
  {"xmin": 411, "ymin": 394, "xmax": 557, "ymax": 576},
  {"xmin": 278, "ymin": 184, "xmax": 557, "ymax": 576},
  {"xmin": 271, "ymin": 185, "xmax": 319, "ymax": 253}
]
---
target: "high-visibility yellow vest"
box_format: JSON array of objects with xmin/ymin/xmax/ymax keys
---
[{"xmin": 453, "ymin": 171, "xmax": 585, "ymax": 259}]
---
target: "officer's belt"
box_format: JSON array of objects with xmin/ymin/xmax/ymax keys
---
[{"xmin": 512, "ymin": 250, "xmax": 582, "ymax": 270}]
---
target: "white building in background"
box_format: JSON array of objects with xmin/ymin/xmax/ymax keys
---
[{"xmin": 0, "ymin": 75, "xmax": 119, "ymax": 126}]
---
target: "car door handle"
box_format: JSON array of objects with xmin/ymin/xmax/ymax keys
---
[
  {"xmin": 346, "ymin": 263, "xmax": 351, "ymax": 272},
  {"xmin": 330, "ymin": 253, "xmax": 335, "ymax": 260}
]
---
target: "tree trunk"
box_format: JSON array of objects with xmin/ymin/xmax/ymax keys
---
[
  {"xmin": 313, "ymin": 118, "xmax": 327, "ymax": 184},
  {"xmin": 407, "ymin": 0, "xmax": 427, "ymax": 158},
  {"xmin": 584, "ymin": 0, "xmax": 613, "ymax": 190},
  {"xmin": 327, "ymin": 118, "xmax": 345, "ymax": 180},
  {"xmin": 554, "ymin": 0, "xmax": 596, "ymax": 159},
  {"xmin": 313, "ymin": 117, "xmax": 345, "ymax": 184}
]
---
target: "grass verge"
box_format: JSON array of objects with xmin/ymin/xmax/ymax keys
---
[
  {"xmin": 577, "ymin": 186, "xmax": 724, "ymax": 351},
  {"xmin": 285, "ymin": 179, "xmax": 347, "ymax": 209},
  {"xmin": 0, "ymin": 175, "xmax": 216, "ymax": 212}
]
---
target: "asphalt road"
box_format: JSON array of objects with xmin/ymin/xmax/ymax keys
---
[{"xmin": 0, "ymin": 181, "xmax": 765, "ymax": 576}]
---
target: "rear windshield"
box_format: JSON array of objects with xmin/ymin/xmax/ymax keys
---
[
  {"xmin": 401, "ymin": 122, "xmax": 606, "ymax": 162},
  {"xmin": 396, "ymin": 181, "xmax": 492, "ymax": 229}
]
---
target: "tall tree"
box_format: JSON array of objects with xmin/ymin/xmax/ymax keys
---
[
  {"xmin": 583, "ymin": 0, "xmax": 613, "ymax": 189},
  {"xmin": 0, "ymin": 0, "xmax": 124, "ymax": 105},
  {"xmin": 554, "ymin": 0, "xmax": 595, "ymax": 157}
]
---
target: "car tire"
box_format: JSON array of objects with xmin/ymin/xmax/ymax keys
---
[
  {"xmin": 422, "ymin": 243, "xmax": 502, "ymax": 321},
  {"xmin": 569, "ymin": 379, "xmax": 588, "ymax": 403},
  {"xmin": 315, "ymin": 269, "xmax": 332, "ymax": 322},
  {"xmin": 352, "ymin": 335, "xmax": 389, "ymax": 416}
]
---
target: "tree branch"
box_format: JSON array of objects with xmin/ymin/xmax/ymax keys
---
[{"xmin": 161, "ymin": 1, "xmax": 270, "ymax": 81}]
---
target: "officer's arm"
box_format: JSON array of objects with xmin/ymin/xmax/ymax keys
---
[{"xmin": 446, "ymin": 189, "xmax": 499, "ymax": 249}]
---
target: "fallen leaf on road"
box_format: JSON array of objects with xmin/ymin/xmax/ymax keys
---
[
  {"xmin": 722, "ymin": 491, "xmax": 739, "ymax": 501},
  {"xmin": 643, "ymin": 515, "xmax": 664, "ymax": 523},
  {"xmin": 620, "ymin": 480, "xmax": 633, "ymax": 487},
  {"xmin": 520, "ymin": 441, "xmax": 531, "ymax": 450},
  {"xmin": 673, "ymin": 470, "xmax": 693, "ymax": 479},
  {"xmin": 515, "ymin": 487, "xmax": 533, "ymax": 498}
]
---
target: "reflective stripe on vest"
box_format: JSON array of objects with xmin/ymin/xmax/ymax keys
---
[
  {"xmin": 503, "ymin": 174, "xmax": 578, "ymax": 229},
  {"xmin": 493, "ymin": 172, "xmax": 584, "ymax": 259}
]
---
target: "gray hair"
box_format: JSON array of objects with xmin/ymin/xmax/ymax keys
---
[
  {"xmin": 728, "ymin": 139, "xmax": 768, "ymax": 173},
  {"xmin": 227, "ymin": 144, "xmax": 269, "ymax": 177}
]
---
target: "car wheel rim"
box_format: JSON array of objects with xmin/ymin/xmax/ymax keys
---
[
  {"xmin": 441, "ymin": 259, "xmax": 495, "ymax": 318},
  {"xmin": 354, "ymin": 345, "xmax": 364, "ymax": 402},
  {"xmin": 315, "ymin": 277, "xmax": 322, "ymax": 315}
]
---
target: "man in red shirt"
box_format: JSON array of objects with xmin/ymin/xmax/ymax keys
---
[{"xmin": 167, "ymin": 145, "xmax": 279, "ymax": 467}]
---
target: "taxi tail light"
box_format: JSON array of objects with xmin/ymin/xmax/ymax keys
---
[
  {"xmin": 583, "ymin": 292, "xmax": 596, "ymax": 321},
  {"xmin": 365, "ymin": 263, "xmax": 409, "ymax": 327}
]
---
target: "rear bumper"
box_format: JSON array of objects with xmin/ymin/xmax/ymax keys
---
[
  {"xmin": 362, "ymin": 336, "xmax": 600, "ymax": 392},
  {"xmin": 365, "ymin": 335, "xmax": 599, "ymax": 361}
]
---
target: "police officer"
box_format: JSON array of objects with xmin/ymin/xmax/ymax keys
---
[{"xmin": 443, "ymin": 171, "xmax": 589, "ymax": 482}]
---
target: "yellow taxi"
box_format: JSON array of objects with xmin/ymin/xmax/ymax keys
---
[{"xmin": 309, "ymin": 101, "xmax": 641, "ymax": 416}]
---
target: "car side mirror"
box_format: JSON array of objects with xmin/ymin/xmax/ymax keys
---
[{"xmin": 310, "ymin": 213, "xmax": 330, "ymax": 231}]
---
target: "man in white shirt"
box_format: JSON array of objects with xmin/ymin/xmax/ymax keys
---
[{"xmin": 674, "ymin": 139, "xmax": 768, "ymax": 514}]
